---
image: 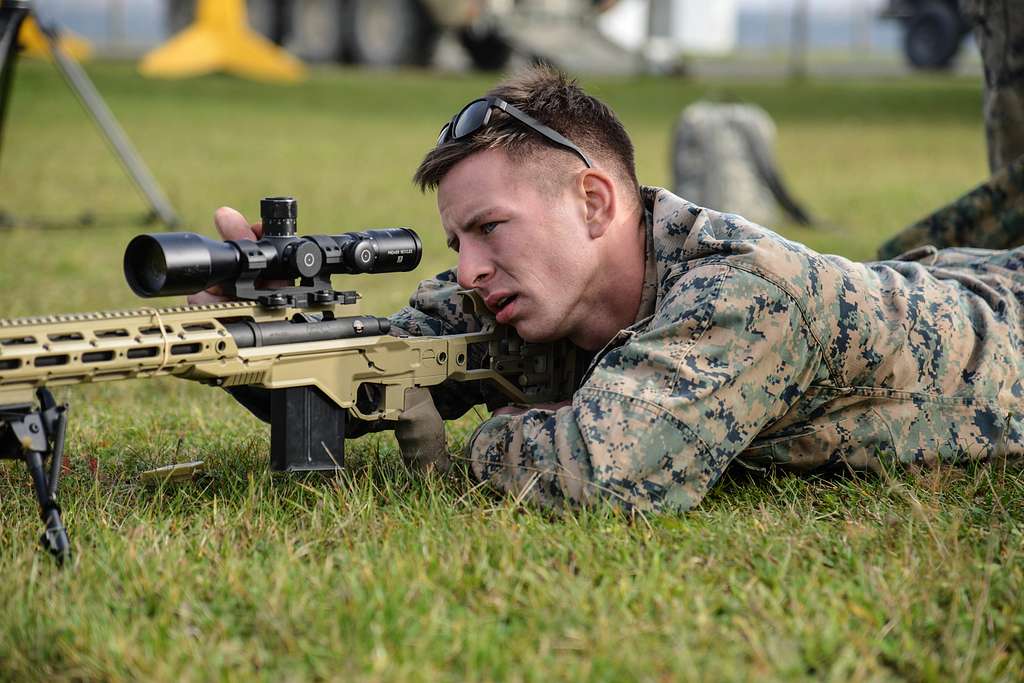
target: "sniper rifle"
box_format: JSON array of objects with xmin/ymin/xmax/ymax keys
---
[{"xmin": 0, "ymin": 197, "xmax": 578, "ymax": 563}]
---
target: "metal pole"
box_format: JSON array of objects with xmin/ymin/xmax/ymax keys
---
[
  {"xmin": 788, "ymin": 0, "xmax": 810, "ymax": 80},
  {"xmin": 37, "ymin": 17, "xmax": 180, "ymax": 227},
  {"xmin": 0, "ymin": 1, "xmax": 30, "ymax": 161},
  {"xmin": 107, "ymin": 0, "xmax": 125, "ymax": 47}
]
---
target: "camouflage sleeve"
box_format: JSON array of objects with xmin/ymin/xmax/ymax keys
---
[
  {"xmin": 387, "ymin": 268, "xmax": 490, "ymax": 337},
  {"xmin": 464, "ymin": 264, "xmax": 822, "ymax": 513},
  {"xmin": 386, "ymin": 268, "xmax": 511, "ymax": 421}
]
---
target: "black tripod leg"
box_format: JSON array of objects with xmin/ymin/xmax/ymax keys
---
[
  {"xmin": 35, "ymin": 15, "xmax": 180, "ymax": 229},
  {"xmin": 0, "ymin": 2, "xmax": 30, "ymax": 160}
]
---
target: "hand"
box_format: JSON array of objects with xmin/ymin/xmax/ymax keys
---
[
  {"xmin": 186, "ymin": 207, "xmax": 263, "ymax": 305},
  {"xmin": 493, "ymin": 400, "xmax": 572, "ymax": 417},
  {"xmin": 396, "ymin": 387, "xmax": 450, "ymax": 474}
]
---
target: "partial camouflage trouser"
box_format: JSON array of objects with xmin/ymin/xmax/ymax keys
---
[
  {"xmin": 878, "ymin": 1, "xmax": 1024, "ymax": 259},
  {"xmin": 960, "ymin": 0, "xmax": 1024, "ymax": 173},
  {"xmin": 878, "ymin": 154, "xmax": 1024, "ymax": 259}
]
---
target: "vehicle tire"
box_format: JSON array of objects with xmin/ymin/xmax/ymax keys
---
[
  {"xmin": 458, "ymin": 28, "xmax": 513, "ymax": 71},
  {"xmin": 164, "ymin": 0, "xmax": 282, "ymax": 43},
  {"xmin": 247, "ymin": 0, "xmax": 286, "ymax": 44},
  {"xmin": 345, "ymin": 0, "xmax": 438, "ymax": 68},
  {"xmin": 165, "ymin": 0, "xmax": 194, "ymax": 35},
  {"xmin": 903, "ymin": 1, "xmax": 964, "ymax": 70},
  {"xmin": 284, "ymin": 0, "xmax": 347, "ymax": 61}
]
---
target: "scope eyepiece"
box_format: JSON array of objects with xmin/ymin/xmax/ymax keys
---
[
  {"xmin": 123, "ymin": 197, "xmax": 423, "ymax": 302},
  {"xmin": 332, "ymin": 228, "xmax": 423, "ymax": 275}
]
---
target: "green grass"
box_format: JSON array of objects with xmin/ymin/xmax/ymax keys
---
[{"xmin": 0, "ymin": 61, "xmax": 1021, "ymax": 681}]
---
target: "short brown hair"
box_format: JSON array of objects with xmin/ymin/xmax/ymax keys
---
[{"xmin": 413, "ymin": 66, "xmax": 640, "ymax": 202}]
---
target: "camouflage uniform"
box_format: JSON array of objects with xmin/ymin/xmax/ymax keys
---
[
  {"xmin": 392, "ymin": 187, "xmax": 1024, "ymax": 513},
  {"xmin": 878, "ymin": 1, "xmax": 1024, "ymax": 257}
]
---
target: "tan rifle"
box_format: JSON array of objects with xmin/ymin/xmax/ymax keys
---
[{"xmin": 0, "ymin": 198, "xmax": 578, "ymax": 563}]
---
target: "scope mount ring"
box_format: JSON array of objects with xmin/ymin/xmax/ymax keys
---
[{"xmin": 230, "ymin": 274, "xmax": 359, "ymax": 309}]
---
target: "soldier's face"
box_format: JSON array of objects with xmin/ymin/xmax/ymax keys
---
[{"xmin": 438, "ymin": 148, "xmax": 599, "ymax": 344}]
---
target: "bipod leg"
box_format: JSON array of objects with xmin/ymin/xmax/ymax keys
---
[{"xmin": 0, "ymin": 388, "xmax": 71, "ymax": 564}]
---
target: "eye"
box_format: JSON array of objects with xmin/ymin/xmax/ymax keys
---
[
  {"xmin": 446, "ymin": 236, "xmax": 460, "ymax": 253},
  {"xmin": 481, "ymin": 221, "xmax": 500, "ymax": 235}
]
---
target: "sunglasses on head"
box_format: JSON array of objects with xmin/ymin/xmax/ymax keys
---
[{"xmin": 436, "ymin": 96, "xmax": 593, "ymax": 168}]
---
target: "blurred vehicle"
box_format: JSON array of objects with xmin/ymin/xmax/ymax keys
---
[
  {"xmin": 880, "ymin": 0, "xmax": 970, "ymax": 70},
  {"xmin": 165, "ymin": 0, "xmax": 620, "ymax": 71}
]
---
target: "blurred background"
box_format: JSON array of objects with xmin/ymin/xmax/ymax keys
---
[{"xmin": 30, "ymin": 0, "xmax": 982, "ymax": 75}]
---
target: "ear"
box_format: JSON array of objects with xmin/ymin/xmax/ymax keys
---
[{"xmin": 578, "ymin": 169, "xmax": 616, "ymax": 239}]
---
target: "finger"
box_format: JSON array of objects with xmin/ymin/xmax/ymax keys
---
[
  {"xmin": 533, "ymin": 400, "xmax": 572, "ymax": 411},
  {"xmin": 493, "ymin": 406, "xmax": 527, "ymax": 417},
  {"xmin": 214, "ymin": 206, "xmax": 258, "ymax": 241},
  {"xmin": 256, "ymin": 278, "xmax": 292, "ymax": 289},
  {"xmin": 187, "ymin": 289, "xmax": 228, "ymax": 305}
]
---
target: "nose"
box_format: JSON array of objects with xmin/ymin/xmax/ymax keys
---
[{"xmin": 456, "ymin": 241, "xmax": 494, "ymax": 290}]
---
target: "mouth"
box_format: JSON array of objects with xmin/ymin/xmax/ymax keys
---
[
  {"xmin": 485, "ymin": 292, "xmax": 519, "ymax": 323},
  {"xmin": 495, "ymin": 294, "xmax": 516, "ymax": 310}
]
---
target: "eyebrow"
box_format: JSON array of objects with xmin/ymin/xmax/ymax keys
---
[
  {"xmin": 446, "ymin": 208, "xmax": 504, "ymax": 249},
  {"xmin": 457, "ymin": 209, "xmax": 501, "ymax": 235}
]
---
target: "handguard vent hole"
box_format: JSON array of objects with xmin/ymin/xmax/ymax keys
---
[
  {"xmin": 437, "ymin": 352, "xmax": 448, "ymax": 365},
  {"xmin": 35, "ymin": 354, "xmax": 69, "ymax": 367},
  {"xmin": 456, "ymin": 353, "xmax": 466, "ymax": 366},
  {"xmin": 126, "ymin": 347, "xmax": 159, "ymax": 359},
  {"xmin": 82, "ymin": 351, "xmax": 115, "ymax": 363},
  {"xmin": 0, "ymin": 359, "xmax": 20, "ymax": 370},
  {"xmin": 1, "ymin": 336, "xmax": 35, "ymax": 347},
  {"xmin": 170, "ymin": 343, "xmax": 202, "ymax": 356},
  {"xmin": 96, "ymin": 328, "xmax": 130, "ymax": 338},
  {"xmin": 48, "ymin": 332, "xmax": 84, "ymax": 342}
]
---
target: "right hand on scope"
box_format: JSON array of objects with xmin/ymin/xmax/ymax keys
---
[{"xmin": 187, "ymin": 207, "xmax": 263, "ymax": 305}]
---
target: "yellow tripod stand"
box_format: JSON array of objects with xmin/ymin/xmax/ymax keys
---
[{"xmin": 141, "ymin": 0, "xmax": 306, "ymax": 82}]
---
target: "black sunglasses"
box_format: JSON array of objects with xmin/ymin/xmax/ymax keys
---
[{"xmin": 436, "ymin": 96, "xmax": 593, "ymax": 168}]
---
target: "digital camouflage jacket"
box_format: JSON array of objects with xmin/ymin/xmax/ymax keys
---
[{"xmin": 390, "ymin": 187, "xmax": 1024, "ymax": 513}]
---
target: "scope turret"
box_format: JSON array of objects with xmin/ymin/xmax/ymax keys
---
[{"xmin": 123, "ymin": 197, "xmax": 422, "ymax": 307}]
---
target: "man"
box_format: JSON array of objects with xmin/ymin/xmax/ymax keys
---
[{"xmin": 202, "ymin": 66, "xmax": 1024, "ymax": 514}]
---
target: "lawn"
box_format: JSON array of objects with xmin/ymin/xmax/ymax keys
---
[{"xmin": 0, "ymin": 60, "xmax": 1021, "ymax": 681}]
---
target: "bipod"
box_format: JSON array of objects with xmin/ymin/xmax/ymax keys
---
[
  {"xmin": 0, "ymin": 0, "xmax": 180, "ymax": 229},
  {"xmin": 0, "ymin": 387, "xmax": 71, "ymax": 565}
]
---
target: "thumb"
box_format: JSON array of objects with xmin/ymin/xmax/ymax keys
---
[{"xmin": 214, "ymin": 206, "xmax": 260, "ymax": 241}]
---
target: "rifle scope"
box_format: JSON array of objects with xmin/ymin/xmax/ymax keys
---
[{"xmin": 124, "ymin": 197, "xmax": 422, "ymax": 298}]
